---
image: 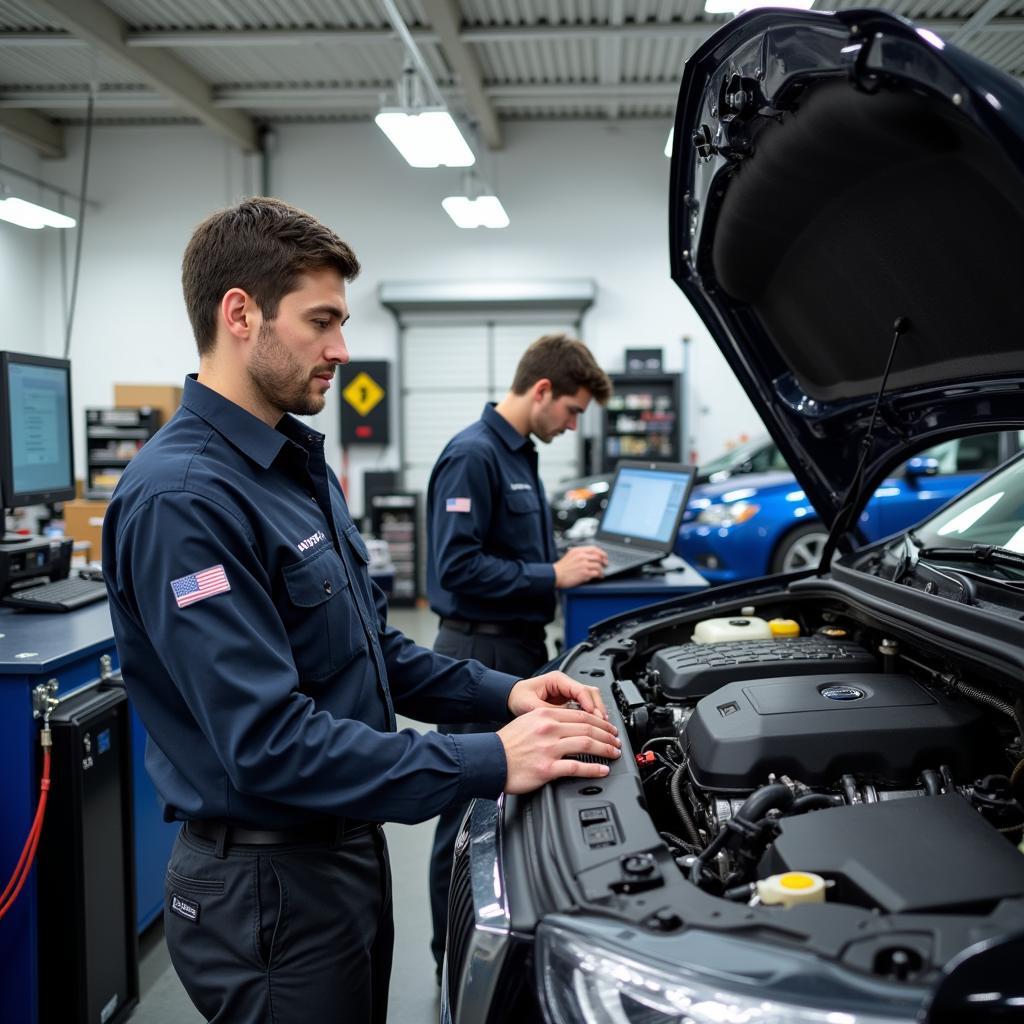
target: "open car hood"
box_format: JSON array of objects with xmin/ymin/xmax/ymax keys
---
[{"xmin": 669, "ymin": 7, "xmax": 1024, "ymax": 544}]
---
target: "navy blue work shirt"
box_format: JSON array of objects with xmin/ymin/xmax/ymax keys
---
[
  {"xmin": 427, "ymin": 403, "xmax": 557, "ymax": 624},
  {"xmin": 103, "ymin": 376, "xmax": 516, "ymax": 828}
]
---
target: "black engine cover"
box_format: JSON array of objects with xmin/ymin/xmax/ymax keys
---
[
  {"xmin": 760, "ymin": 795, "xmax": 1024, "ymax": 913},
  {"xmin": 682, "ymin": 672, "xmax": 989, "ymax": 791}
]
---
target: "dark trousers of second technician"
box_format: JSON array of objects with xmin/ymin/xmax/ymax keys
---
[
  {"xmin": 163, "ymin": 818, "xmax": 393, "ymax": 1023},
  {"xmin": 429, "ymin": 619, "xmax": 549, "ymax": 975}
]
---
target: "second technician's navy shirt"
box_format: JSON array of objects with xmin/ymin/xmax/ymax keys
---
[
  {"xmin": 427, "ymin": 403, "xmax": 557, "ymax": 624},
  {"xmin": 103, "ymin": 376, "xmax": 515, "ymax": 828}
]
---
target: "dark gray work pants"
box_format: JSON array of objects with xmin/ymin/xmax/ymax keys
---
[
  {"xmin": 164, "ymin": 822, "xmax": 393, "ymax": 1023},
  {"xmin": 428, "ymin": 625, "xmax": 548, "ymax": 973}
]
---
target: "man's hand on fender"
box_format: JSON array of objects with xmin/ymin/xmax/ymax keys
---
[
  {"xmin": 499, "ymin": 671, "xmax": 620, "ymax": 794},
  {"xmin": 507, "ymin": 670, "xmax": 610, "ymax": 720}
]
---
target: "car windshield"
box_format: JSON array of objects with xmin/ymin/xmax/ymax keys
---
[
  {"xmin": 912, "ymin": 452, "xmax": 1024, "ymax": 551},
  {"xmin": 700, "ymin": 436, "xmax": 783, "ymax": 476}
]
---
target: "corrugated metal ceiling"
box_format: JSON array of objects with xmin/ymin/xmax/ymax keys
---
[{"xmin": 0, "ymin": 0, "xmax": 1021, "ymax": 149}]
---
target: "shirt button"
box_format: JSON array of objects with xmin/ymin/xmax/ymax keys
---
[{"xmin": 323, "ymin": 580, "xmax": 333, "ymax": 595}]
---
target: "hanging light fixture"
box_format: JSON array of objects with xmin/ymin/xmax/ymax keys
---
[
  {"xmin": 0, "ymin": 195, "xmax": 76, "ymax": 230},
  {"xmin": 705, "ymin": 0, "xmax": 813, "ymax": 13},
  {"xmin": 442, "ymin": 171, "xmax": 509, "ymax": 229},
  {"xmin": 375, "ymin": 1, "xmax": 476, "ymax": 169}
]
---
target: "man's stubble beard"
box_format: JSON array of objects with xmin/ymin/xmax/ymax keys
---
[{"xmin": 249, "ymin": 321, "xmax": 324, "ymax": 417}]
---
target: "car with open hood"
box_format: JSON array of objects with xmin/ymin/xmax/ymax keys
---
[{"xmin": 443, "ymin": 8, "xmax": 1024, "ymax": 1024}]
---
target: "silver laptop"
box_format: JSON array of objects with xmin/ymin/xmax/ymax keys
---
[{"xmin": 591, "ymin": 461, "xmax": 695, "ymax": 579}]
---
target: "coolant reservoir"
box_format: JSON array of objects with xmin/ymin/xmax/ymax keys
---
[
  {"xmin": 692, "ymin": 616, "xmax": 772, "ymax": 643},
  {"xmin": 757, "ymin": 872, "xmax": 826, "ymax": 907},
  {"xmin": 769, "ymin": 618, "xmax": 800, "ymax": 638}
]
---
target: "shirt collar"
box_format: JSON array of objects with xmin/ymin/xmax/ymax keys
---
[
  {"xmin": 181, "ymin": 375, "xmax": 324, "ymax": 469},
  {"xmin": 482, "ymin": 402, "xmax": 531, "ymax": 452}
]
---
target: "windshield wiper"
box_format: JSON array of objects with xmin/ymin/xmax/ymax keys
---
[{"xmin": 917, "ymin": 544, "xmax": 1024, "ymax": 572}]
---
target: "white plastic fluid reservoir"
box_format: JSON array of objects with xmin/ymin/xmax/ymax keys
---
[
  {"xmin": 692, "ymin": 615, "xmax": 773, "ymax": 644},
  {"xmin": 757, "ymin": 872, "xmax": 827, "ymax": 908}
]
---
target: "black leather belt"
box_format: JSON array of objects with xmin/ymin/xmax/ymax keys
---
[
  {"xmin": 440, "ymin": 617, "xmax": 546, "ymax": 641},
  {"xmin": 185, "ymin": 818, "xmax": 374, "ymax": 856}
]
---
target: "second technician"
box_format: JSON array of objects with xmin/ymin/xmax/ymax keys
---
[{"xmin": 424, "ymin": 332, "xmax": 612, "ymax": 974}]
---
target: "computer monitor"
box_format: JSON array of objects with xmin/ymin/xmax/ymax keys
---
[{"xmin": 0, "ymin": 352, "xmax": 75, "ymax": 510}]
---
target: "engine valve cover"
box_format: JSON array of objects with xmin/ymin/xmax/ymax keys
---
[{"xmin": 681, "ymin": 672, "xmax": 989, "ymax": 790}]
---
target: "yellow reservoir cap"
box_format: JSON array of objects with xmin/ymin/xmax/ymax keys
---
[
  {"xmin": 779, "ymin": 872, "xmax": 815, "ymax": 890},
  {"xmin": 757, "ymin": 871, "xmax": 826, "ymax": 907},
  {"xmin": 769, "ymin": 618, "xmax": 800, "ymax": 637}
]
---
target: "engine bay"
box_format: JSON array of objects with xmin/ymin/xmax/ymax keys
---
[{"xmin": 551, "ymin": 583, "xmax": 1024, "ymax": 982}]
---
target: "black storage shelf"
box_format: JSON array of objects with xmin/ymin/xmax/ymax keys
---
[
  {"xmin": 601, "ymin": 373, "xmax": 681, "ymax": 472},
  {"xmin": 369, "ymin": 492, "xmax": 419, "ymax": 606},
  {"xmin": 85, "ymin": 407, "xmax": 162, "ymax": 499}
]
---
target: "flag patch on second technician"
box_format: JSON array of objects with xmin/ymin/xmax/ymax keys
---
[
  {"xmin": 446, "ymin": 497, "xmax": 472, "ymax": 513},
  {"xmin": 170, "ymin": 564, "xmax": 231, "ymax": 608}
]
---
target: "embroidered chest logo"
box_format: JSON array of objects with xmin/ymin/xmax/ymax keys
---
[
  {"xmin": 509, "ymin": 482, "xmax": 533, "ymax": 491},
  {"xmin": 297, "ymin": 530, "xmax": 327, "ymax": 553}
]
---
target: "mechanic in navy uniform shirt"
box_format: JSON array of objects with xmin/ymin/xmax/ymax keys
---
[
  {"xmin": 425, "ymin": 333, "xmax": 612, "ymax": 975},
  {"xmin": 102, "ymin": 198, "xmax": 621, "ymax": 1024}
]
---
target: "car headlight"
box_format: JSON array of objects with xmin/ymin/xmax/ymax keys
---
[
  {"xmin": 696, "ymin": 501, "xmax": 760, "ymax": 527},
  {"xmin": 536, "ymin": 921, "xmax": 912, "ymax": 1024}
]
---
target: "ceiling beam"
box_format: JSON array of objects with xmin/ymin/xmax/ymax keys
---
[
  {"xmin": 0, "ymin": 108, "xmax": 65, "ymax": 157},
  {"xmin": 421, "ymin": 0, "xmax": 502, "ymax": 149},
  {"xmin": 4, "ymin": 16, "xmax": 1024, "ymax": 48},
  {"xmin": 599, "ymin": 0, "xmax": 626, "ymax": 120},
  {"xmin": 30, "ymin": 0, "xmax": 258, "ymax": 151},
  {"xmin": 950, "ymin": 0, "xmax": 1012, "ymax": 44},
  {"xmin": 0, "ymin": 81, "xmax": 681, "ymax": 112}
]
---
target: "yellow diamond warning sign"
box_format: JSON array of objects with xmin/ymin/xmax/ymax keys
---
[{"xmin": 342, "ymin": 372, "xmax": 385, "ymax": 416}]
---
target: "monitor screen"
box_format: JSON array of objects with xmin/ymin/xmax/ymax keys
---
[
  {"xmin": 0, "ymin": 352, "xmax": 75, "ymax": 508},
  {"xmin": 600, "ymin": 465, "xmax": 692, "ymax": 544}
]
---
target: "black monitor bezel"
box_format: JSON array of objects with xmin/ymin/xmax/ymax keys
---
[
  {"xmin": 0, "ymin": 351, "xmax": 76, "ymax": 508},
  {"xmin": 595, "ymin": 459, "xmax": 695, "ymax": 551}
]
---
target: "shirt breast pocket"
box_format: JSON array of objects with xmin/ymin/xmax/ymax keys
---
[
  {"xmin": 281, "ymin": 547, "xmax": 363, "ymax": 683},
  {"xmin": 504, "ymin": 491, "xmax": 539, "ymax": 515}
]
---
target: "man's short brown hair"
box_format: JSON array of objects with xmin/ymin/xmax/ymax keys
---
[
  {"xmin": 182, "ymin": 196, "xmax": 360, "ymax": 356},
  {"xmin": 511, "ymin": 333, "xmax": 612, "ymax": 404}
]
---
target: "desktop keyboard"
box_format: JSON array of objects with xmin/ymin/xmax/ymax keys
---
[
  {"xmin": 4, "ymin": 576, "xmax": 109, "ymax": 613},
  {"xmin": 651, "ymin": 635, "xmax": 876, "ymax": 700}
]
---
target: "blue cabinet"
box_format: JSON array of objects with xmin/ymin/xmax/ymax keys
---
[{"xmin": 0, "ymin": 603, "xmax": 177, "ymax": 1023}]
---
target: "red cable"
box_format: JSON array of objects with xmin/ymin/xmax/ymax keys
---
[{"xmin": 0, "ymin": 747, "xmax": 51, "ymax": 921}]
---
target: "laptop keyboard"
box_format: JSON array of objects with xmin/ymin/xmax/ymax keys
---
[{"xmin": 597, "ymin": 543, "xmax": 654, "ymax": 575}]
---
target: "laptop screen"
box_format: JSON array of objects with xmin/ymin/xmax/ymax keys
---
[{"xmin": 599, "ymin": 464, "xmax": 693, "ymax": 546}]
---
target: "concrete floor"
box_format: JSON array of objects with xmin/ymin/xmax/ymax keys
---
[{"xmin": 132, "ymin": 604, "xmax": 458, "ymax": 1024}]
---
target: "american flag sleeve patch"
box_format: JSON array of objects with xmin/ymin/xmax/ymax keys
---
[
  {"xmin": 170, "ymin": 564, "xmax": 231, "ymax": 608},
  {"xmin": 446, "ymin": 497, "xmax": 472, "ymax": 513}
]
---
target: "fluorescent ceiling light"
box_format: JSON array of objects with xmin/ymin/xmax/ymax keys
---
[
  {"xmin": 665, "ymin": 127, "xmax": 674, "ymax": 158},
  {"xmin": 442, "ymin": 195, "xmax": 509, "ymax": 229},
  {"xmin": 0, "ymin": 197, "xmax": 76, "ymax": 230},
  {"xmin": 705, "ymin": 0, "xmax": 813, "ymax": 12},
  {"xmin": 375, "ymin": 109, "xmax": 475, "ymax": 168}
]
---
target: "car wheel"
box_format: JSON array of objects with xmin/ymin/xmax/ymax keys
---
[{"xmin": 770, "ymin": 523, "xmax": 829, "ymax": 573}]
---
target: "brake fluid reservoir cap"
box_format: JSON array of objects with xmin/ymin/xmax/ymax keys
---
[
  {"xmin": 757, "ymin": 872, "xmax": 826, "ymax": 907},
  {"xmin": 769, "ymin": 618, "xmax": 800, "ymax": 637}
]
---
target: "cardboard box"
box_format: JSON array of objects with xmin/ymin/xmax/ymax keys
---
[
  {"xmin": 62, "ymin": 498, "xmax": 109, "ymax": 555},
  {"xmin": 113, "ymin": 383, "xmax": 183, "ymax": 430}
]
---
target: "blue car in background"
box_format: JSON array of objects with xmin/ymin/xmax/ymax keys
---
[{"xmin": 677, "ymin": 432, "xmax": 1022, "ymax": 583}]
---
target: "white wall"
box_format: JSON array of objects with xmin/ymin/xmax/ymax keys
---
[
  {"xmin": 0, "ymin": 136, "xmax": 47, "ymax": 359},
  {"xmin": 29, "ymin": 119, "xmax": 763, "ymax": 512}
]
